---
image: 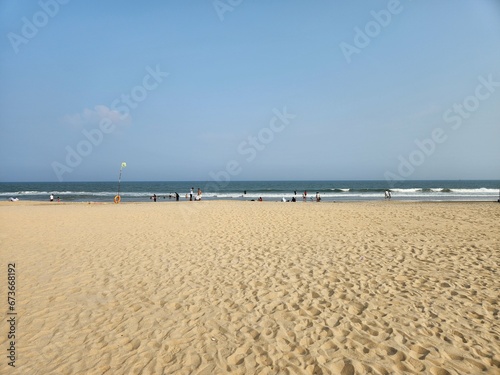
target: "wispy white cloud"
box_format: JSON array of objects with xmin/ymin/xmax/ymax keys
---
[{"xmin": 62, "ymin": 105, "xmax": 131, "ymax": 129}]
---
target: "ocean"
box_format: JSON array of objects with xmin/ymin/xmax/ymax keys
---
[{"xmin": 1, "ymin": 180, "xmax": 499, "ymax": 203}]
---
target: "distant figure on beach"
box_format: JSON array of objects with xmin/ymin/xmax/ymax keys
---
[
  {"xmin": 195, "ymin": 188, "xmax": 202, "ymax": 201},
  {"xmin": 9, "ymin": 197, "xmax": 19, "ymax": 202},
  {"xmin": 303, "ymin": 191, "xmax": 307, "ymax": 201},
  {"xmin": 316, "ymin": 192, "xmax": 321, "ymax": 202},
  {"xmin": 57, "ymin": 197, "xmax": 60, "ymax": 203},
  {"xmin": 190, "ymin": 187, "xmax": 194, "ymax": 201},
  {"xmin": 244, "ymin": 190, "xmax": 247, "ymax": 195},
  {"xmin": 175, "ymin": 192, "xmax": 180, "ymax": 201},
  {"xmin": 282, "ymin": 197, "xmax": 286, "ymax": 202},
  {"xmin": 152, "ymin": 194, "xmax": 157, "ymax": 202},
  {"xmin": 50, "ymin": 194, "xmax": 54, "ymax": 202},
  {"xmin": 291, "ymin": 196, "xmax": 296, "ymax": 202},
  {"xmin": 385, "ymin": 190, "xmax": 391, "ymax": 199},
  {"xmin": 258, "ymin": 197, "xmax": 263, "ymax": 201},
  {"xmin": 294, "ymin": 191, "xmax": 297, "ymax": 195}
]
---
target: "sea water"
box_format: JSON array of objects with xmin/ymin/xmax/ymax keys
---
[{"xmin": 1, "ymin": 180, "xmax": 499, "ymax": 203}]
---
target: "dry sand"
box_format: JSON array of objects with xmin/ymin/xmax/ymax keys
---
[{"xmin": 0, "ymin": 200, "xmax": 499, "ymax": 374}]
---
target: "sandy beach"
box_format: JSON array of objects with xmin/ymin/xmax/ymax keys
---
[{"xmin": 0, "ymin": 200, "xmax": 499, "ymax": 375}]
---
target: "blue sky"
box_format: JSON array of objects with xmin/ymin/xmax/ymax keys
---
[{"xmin": 1, "ymin": 0, "xmax": 499, "ymax": 182}]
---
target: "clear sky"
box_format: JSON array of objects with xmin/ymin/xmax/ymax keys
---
[{"xmin": 1, "ymin": 0, "xmax": 499, "ymax": 182}]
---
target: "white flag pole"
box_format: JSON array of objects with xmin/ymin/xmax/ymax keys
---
[{"xmin": 115, "ymin": 162, "xmax": 126, "ymax": 203}]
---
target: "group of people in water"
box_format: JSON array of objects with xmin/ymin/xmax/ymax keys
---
[
  {"xmin": 144, "ymin": 189, "xmax": 395, "ymax": 203},
  {"xmin": 150, "ymin": 187, "xmax": 202, "ymax": 202},
  {"xmin": 49, "ymin": 194, "xmax": 60, "ymax": 202},
  {"xmin": 190, "ymin": 187, "xmax": 202, "ymax": 201},
  {"xmin": 251, "ymin": 190, "xmax": 322, "ymax": 202},
  {"xmin": 147, "ymin": 189, "xmax": 322, "ymax": 203}
]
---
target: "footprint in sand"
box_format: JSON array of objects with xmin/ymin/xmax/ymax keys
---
[
  {"xmin": 408, "ymin": 344, "xmax": 430, "ymax": 360},
  {"xmin": 429, "ymin": 367, "xmax": 452, "ymax": 375},
  {"xmin": 332, "ymin": 359, "xmax": 355, "ymax": 375}
]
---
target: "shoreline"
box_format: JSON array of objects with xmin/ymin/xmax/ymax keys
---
[{"xmin": 1, "ymin": 199, "xmax": 500, "ymax": 206}]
